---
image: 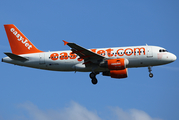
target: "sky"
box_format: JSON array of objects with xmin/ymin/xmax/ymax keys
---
[{"xmin": 0, "ymin": 0, "xmax": 179, "ymax": 120}]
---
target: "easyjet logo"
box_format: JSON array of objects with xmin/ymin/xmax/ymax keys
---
[
  {"xmin": 10, "ymin": 28, "xmax": 32, "ymax": 50},
  {"xmin": 111, "ymin": 63, "xmax": 121, "ymax": 65},
  {"xmin": 50, "ymin": 47, "xmax": 145, "ymax": 61}
]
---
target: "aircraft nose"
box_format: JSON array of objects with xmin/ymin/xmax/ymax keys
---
[
  {"xmin": 172, "ymin": 54, "xmax": 177, "ymax": 61},
  {"xmin": 162, "ymin": 53, "xmax": 177, "ymax": 63}
]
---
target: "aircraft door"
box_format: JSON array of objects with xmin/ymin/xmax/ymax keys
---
[
  {"xmin": 147, "ymin": 46, "xmax": 153, "ymax": 57},
  {"xmin": 39, "ymin": 53, "xmax": 45, "ymax": 64}
]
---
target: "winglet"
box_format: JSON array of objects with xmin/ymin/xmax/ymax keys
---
[{"xmin": 62, "ymin": 40, "xmax": 69, "ymax": 46}]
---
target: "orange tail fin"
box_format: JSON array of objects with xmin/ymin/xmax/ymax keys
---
[{"xmin": 4, "ymin": 24, "xmax": 43, "ymax": 55}]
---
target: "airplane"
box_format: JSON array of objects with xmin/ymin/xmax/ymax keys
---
[{"xmin": 2, "ymin": 24, "xmax": 177, "ymax": 84}]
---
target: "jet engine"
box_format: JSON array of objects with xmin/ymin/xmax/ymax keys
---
[
  {"xmin": 102, "ymin": 68, "xmax": 128, "ymax": 79},
  {"xmin": 99, "ymin": 58, "xmax": 129, "ymax": 70}
]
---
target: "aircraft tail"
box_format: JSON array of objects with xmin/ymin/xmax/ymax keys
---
[{"xmin": 4, "ymin": 24, "xmax": 43, "ymax": 55}]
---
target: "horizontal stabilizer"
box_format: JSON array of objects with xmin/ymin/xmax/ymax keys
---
[{"xmin": 4, "ymin": 52, "xmax": 28, "ymax": 61}]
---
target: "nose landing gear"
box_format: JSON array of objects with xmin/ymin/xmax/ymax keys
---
[{"xmin": 148, "ymin": 66, "xmax": 153, "ymax": 78}]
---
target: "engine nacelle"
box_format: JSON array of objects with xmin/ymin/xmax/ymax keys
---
[
  {"xmin": 100, "ymin": 58, "xmax": 129, "ymax": 70},
  {"xmin": 102, "ymin": 68, "xmax": 128, "ymax": 79}
]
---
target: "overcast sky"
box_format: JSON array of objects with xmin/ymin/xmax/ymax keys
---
[{"xmin": 0, "ymin": 0, "xmax": 179, "ymax": 120}]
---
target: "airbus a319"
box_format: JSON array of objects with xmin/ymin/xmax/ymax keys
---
[{"xmin": 2, "ymin": 24, "xmax": 177, "ymax": 84}]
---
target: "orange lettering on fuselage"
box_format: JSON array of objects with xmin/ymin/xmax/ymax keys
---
[
  {"xmin": 60, "ymin": 52, "xmax": 68, "ymax": 60},
  {"xmin": 49, "ymin": 47, "xmax": 146, "ymax": 61},
  {"xmin": 91, "ymin": 49, "xmax": 97, "ymax": 53},
  {"xmin": 124, "ymin": 48, "xmax": 133, "ymax": 56},
  {"xmin": 50, "ymin": 53, "xmax": 59, "ymax": 60},
  {"xmin": 134, "ymin": 47, "xmax": 145, "ymax": 55},
  {"xmin": 77, "ymin": 58, "xmax": 83, "ymax": 61},
  {"xmin": 106, "ymin": 48, "xmax": 113, "ymax": 57},
  {"xmin": 69, "ymin": 52, "xmax": 77, "ymax": 59},
  {"xmin": 97, "ymin": 50, "xmax": 105, "ymax": 56},
  {"xmin": 117, "ymin": 49, "xmax": 124, "ymax": 56}
]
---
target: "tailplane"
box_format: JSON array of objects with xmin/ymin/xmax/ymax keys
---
[{"xmin": 4, "ymin": 24, "xmax": 43, "ymax": 55}]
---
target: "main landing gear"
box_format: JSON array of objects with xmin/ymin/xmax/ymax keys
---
[
  {"xmin": 148, "ymin": 66, "xmax": 153, "ymax": 78},
  {"xmin": 89, "ymin": 72, "xmax": 98, "ymax": 85}
]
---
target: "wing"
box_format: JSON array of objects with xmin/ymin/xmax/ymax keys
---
[{"xmin": 63, "ymin": 40, "xmax": 105, "ymax": 65}]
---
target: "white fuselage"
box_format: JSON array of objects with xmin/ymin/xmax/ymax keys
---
[{"xmin": 2, "ymin": 45, "xmax": 176, "ymax": 72}]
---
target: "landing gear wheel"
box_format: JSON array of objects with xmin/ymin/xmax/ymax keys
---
[
  {"xmin": 89, "ymin": 72, "xmax": 96, "ymax": 79},
  {"xmin": 89, "ymin": 72, "xmax": 98, "ymax": 85},
  {"xmin": 149, "ymin": 73, "xmax": 153, "ymax": 78},
  {"xmin": 148, "ymin": 66, "xmax": 153, "ymax": 78},
  {"xmin": 91, "ymin": 78, "xmax": 98, "ymax": 85}
]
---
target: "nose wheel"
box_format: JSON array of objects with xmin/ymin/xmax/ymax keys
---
[
  {"xmin": 90, "ymin": 72, "xmax": 98, "ymax": 85},
  {"xmin": 148, "ymin": 66, "xmax": 153, "ymax": 78},
  {"xmin": 149, "ymin": 73, "xmax": 153, "ymax": 78}
]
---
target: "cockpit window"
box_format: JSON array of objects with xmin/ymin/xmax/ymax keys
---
[{"xmin": 159, "ymin": 49, "xmax": 168, "ymax": 52}]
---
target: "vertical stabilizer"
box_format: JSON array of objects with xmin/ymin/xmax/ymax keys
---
[{"xmin": 4, "ymin": 24, "xmax": 43, "ymax": 55}]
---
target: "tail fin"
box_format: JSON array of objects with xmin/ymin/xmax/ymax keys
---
[{"xmin": 4, "ymin": 24, "xmax": 43, "ymax": 55}]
